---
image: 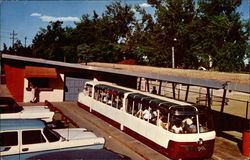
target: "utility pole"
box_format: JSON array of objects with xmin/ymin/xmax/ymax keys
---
[
  {"xmin": 24, "ymin": 37, "xmax": 27, "ymax": 48},
  {"xmin": 172, "ymin": 38, "xmax": 177, "ymax": 69},
  {"xmin": 10, "ymin": 30, "xmax": 17, "ymax": 48}
]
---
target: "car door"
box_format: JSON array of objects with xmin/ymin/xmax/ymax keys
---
[
  {"xmin": 19, "ymin": 129, "xmax": 49, "ymax": 159},
  {"xmin": 0, "ymin": 131, "xmax": 20, "ymax": 159}
]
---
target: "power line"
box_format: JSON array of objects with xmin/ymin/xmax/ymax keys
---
[
  {"xmin": 24, "ymin": 36, "xmax": 27, "ymax": 47},
  {"xmin": 10, "ymin": 30, "xmax": 17, "ymax": 48}
]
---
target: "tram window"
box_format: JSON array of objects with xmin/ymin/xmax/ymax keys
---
[
  {"xmin": 169, "ymin": 115, "xmax": 198, "ymax": 134},
  {"xmin": 199, "ymin": 114, "xmax": 214, "ymax": 133},
  {"xmin": 156, "ymin": 112, "xmax": 169, "ymax": 130},
  {"xmin": 99, "ymin": 90, "xmax": 107, "ymax": 102},
  {"xmin": 86, "ymin": 85, "xmax": 92, "ymax": 97},
  {"xmin": 126, "ymin": 99, "xmax": 133, "ymax": 114},
  {"xmin": 94, "ymin": 89, "xmax": 101, "ymax": 101},
  {"xmin": 134, "ymin": 103, "xmax": 143, "ymax": 118},
  {"xmin": 84, "ymin": 84, "xmax": 92, "ymax": 97},
  {"xmin": 126, "ymin": 99, "xmax": 138, "ymax": 115},
  {"xmin": 150, "ymin": 108, "xmax": 158, "ymax": 124},
  {"xmin": 112, "ymin": 95, "xmax": 123, "ymax": 109},
  {"xmin": 105, "ymin": 91, "xmax": 110, "ymax": 104}
]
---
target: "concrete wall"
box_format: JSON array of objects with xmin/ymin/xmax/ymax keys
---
[{"xmin": 23, "ymin": 73, "xmax": 64, "ymax": 102}]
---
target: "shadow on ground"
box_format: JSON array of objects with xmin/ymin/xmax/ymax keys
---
[{"xmin": 213, "ymin": 110, "xmax": 250, "ymax": 152}]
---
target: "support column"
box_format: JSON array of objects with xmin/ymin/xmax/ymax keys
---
[
  {"xmin": 185, "ymin": 85, "xmax": 190, "ymax": 101},
  {"xmin": 138, "ymin": 77, "xmax": 141, "ymax": 90},
  {"xmin": 158, "ymin": 80, "xmax": 162, "ymax": 95},
  {"xmin": 172, "ymin": 83, "xmax": 176, "ymax": 99},
  {"xmin": 146, "ymin": 79, "xmax": 150, "ymax": 92},
  {"xmin": 246, "ymin": 101, "xmax": 249, "ymax": 119},
  {"xmin": 207, "ymin": 88, "xmax": 211, "ymax": 109},
  {"xmin": 220, "ymin": 89, "xmax": 227, "ymax": 113}
]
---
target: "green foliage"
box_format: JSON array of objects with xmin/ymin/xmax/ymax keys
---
[
  {"xmin": 2, "ymin": 40, "xmax": 32, "ymax": 57},
  {"xmin": 19, "ymin": 0, "xmax": 248, "ymax": 72}
]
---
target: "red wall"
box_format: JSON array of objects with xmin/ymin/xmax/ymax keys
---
[{"xmin": 4, "ymin": 64, "xmax": 24, "ymax": 102}]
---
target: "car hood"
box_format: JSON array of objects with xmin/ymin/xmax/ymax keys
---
[
  {"xmin": 22, "ymin": 106, "xmax": 52, "ymax": 113},
  {"xmin": 53, "ymin": 128, "xmax": 98, "ymax": 140}
]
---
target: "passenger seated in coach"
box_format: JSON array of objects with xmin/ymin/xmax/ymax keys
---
[
  {"xmin": 171, "ymin": 120, "xmax": 183, "ymax": 134},
  {"xmin": 142, "ymin": 107, "xmax": 152, "ymax": 121},
  {"xmin": 83, "ymin": 87, "xmax": 88, "ymax": 96},
  {"xmin": 94, "ymin": 91, "xmax": 101, "ymax": 101},
  {"xmin": 134, "ymin": 106, "xmax": 143, "ymax": 118},
  {"xmin": 150, "ymin": 110, "xmax": 158, "ymax": 124},
  {"xmin": 157, "ymin": 114, "xmax": 169, "ymax": 130},
  {"xmin": 182, "ymin": 117, "xmax": 197, "ymax": 133}
]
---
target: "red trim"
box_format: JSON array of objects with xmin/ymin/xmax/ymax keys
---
[
  {"xmin": 77, "ymin": 102, "xmax": 214, "ymax": 160},
  {"xmin": 78, "ymin": 102, "xmax": 91, "ymax": 112},
  {"xmin": 25, "ymin": 66, "xmax": 57, "ymax": 78},
  {"xmin": 167, "ymin": 140, "xmax": 215, "ymax": 160}
]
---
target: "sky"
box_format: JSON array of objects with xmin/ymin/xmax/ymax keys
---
[{"xmin": 0, "ymin": 0, "xmax": 249, "ymax": 50}]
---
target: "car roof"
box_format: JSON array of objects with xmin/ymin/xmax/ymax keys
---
[
  {"xmin": 0, "ymin": 119, "xmax": 45, "ymax": 131},
  {"xmin": 0, "ymin": 97, "xmax": 16, "ymax": 105}
]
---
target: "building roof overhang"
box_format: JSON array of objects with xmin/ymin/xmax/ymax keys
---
[
  {"xmin": 25, "ymin": 66, "xmax": 57, "ymax": 78},
  {"xmin": 2, "ymin": 54, "xmax": 249, "ymax": 94}
]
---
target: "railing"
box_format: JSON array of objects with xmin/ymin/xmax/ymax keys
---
[
  {"xmin": 137, "ymin": 79, "xmax": 249, "ymax": 119},
  {"xmin": 45, "ymin": 100, "xmax": 80, "ymax": 128}
]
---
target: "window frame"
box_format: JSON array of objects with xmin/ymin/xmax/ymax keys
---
[
  {"xmin": 0, "ymin": 131, "xmax": 18, "ymax": 147},
  {"xmin": 22, "ymin": 129, "xmax": 46, "ymax": 145}
]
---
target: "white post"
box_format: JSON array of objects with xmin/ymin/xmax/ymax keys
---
[
  {"xmin": 172, "ymin": 38, "xmax": 177, "ymax": 69},
  {"xmin": 172, "ymin": 46, "xmax": 175, "ymax": 68}
]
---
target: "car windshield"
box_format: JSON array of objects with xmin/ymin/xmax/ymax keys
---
[
  {"xmin": 168, "ymin": 105, "xmax": 214, "ymax": 134},
  {"xmin": 43, "ymin": 128, "xmax": 60, "ymax": 142},
  {"xmin": 169, "ymin": 114, "xmax": 198, "ymax": 134}
]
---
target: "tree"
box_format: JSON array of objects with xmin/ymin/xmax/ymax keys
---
[
  {"xmin": 32, "ymin": 21, "xmax": 67, "ymax": 61},
  {"xmin": 192, "ymin": 0, "xmax": 248, "ymax": 71}
]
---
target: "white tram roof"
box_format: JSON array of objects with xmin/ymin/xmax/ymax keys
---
[
  {"xmin": 88, "ymin": 81, "xmax": 190, "ymax": 105},
  {"xmin": 87, "ymin": 80, "xmax": 210, "ymax": 115}
]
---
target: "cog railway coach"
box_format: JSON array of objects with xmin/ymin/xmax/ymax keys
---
[{"xmin": 77, "ymin": 81, "xmax": 215, "ymax": 160}]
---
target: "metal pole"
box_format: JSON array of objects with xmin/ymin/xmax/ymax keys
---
[
  {"xmin": 185, "ymin": 85, "xmax": 190, "ymax": 101},
  {"xmin": 207, "ymin": 88, "xmax": 211, "ymax": 109},
  {"xmin": 138, "ymin": 77, "xmax": 141, "ymax": 90},
  {"xmin": 172, "ymin": 38, "xmax": 177, "ymax": 69},
  {"xmin": 172, "ymin": 83, "xmax": 176, "ymax": 99},
  {"xmin": 0, "ymin": 52, "xmax": 1, "ymax": 85},
  {"xmin": 158, "ymin": 80, "xmax": 162, "ymax": 95},
  {"xmin": 220, "ymin": 89, "xmax": 227, "ymax": 113},
  {"xmin": 146, "ymin": 78, "xmax": 150, "ymax": 92},
  {"xmin": 246, "ymin": 101, "xmax": 249, "ymax": 119},
  {"xmin": 172, "ymin": 46, "xmax": 175, "ymax": 69}
]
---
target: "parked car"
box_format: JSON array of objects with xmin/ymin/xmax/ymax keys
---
[
  {"xmin": 0, "ymin": 119, "xmax": 105, "ymax": 160},
  {"xmin": 0, "ymin": 97, "xmax": 54, "ymax": 122},
  {"xmin": 27, "ymin": 149, "xmax": 130, "ymax": 160}
]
